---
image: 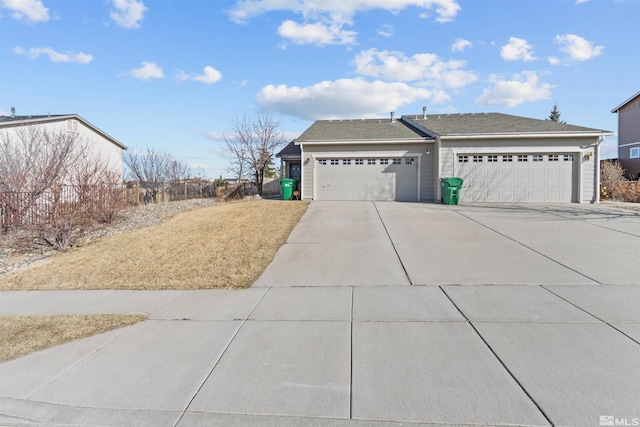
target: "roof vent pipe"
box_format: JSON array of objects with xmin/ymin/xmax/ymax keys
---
[
  {"xmin": 422, "ymin": 106, "xmax": 427, "ymax": 119},
  {"xmin": 390, "ymin": 111, "xmax": 395, "ymax": 123}
]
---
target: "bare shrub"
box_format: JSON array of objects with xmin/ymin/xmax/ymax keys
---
[
  {"xmin": 600, "ymin": 161, "xmax": 627, "ymax": 201},
  {"xmin": 1, "ymin": 125, "xmax": 126, "ymax": 250}
]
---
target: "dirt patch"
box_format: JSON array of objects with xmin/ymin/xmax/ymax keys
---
[
  {"xmin": 0, "ymin": 200, "xmax": 309, "ymax": 290},
  {"xmin": 0, "ymin": 314, "xmax": 147, "ymax": 362}
]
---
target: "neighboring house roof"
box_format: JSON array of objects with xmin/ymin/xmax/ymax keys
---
[
  {"xmin": 296, "ymin": 117, "xmax": 431, "ymax": 143},
  {"xmin": 403, "ymin": 113, "xmax": 610, "ymax": 139},
  {"xmin": 276, "ymin": 141, "xmax": 301, "ymax": 159},
  {"xmin": 0, "ymin": 114, "xmax": 127, "ymax": 150},
  {"xmin": 611, "ymin": 91, "xmax": 640, "ymax": 113}
]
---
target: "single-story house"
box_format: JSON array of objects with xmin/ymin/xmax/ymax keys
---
[
  {"xmin": 281, "ymin": 111, "xmax": 612, "ymax": 203},
  {"xmin": 611, "ymin": 91, "xmax": 640, "ymax": 180},
  {"xmin": 0, "ymin": 112, "xmax": 127, "ymax": 176}
]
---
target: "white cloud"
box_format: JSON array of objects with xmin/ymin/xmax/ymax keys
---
[
  {"xmin": 352, "ymin": 48, "xmax": 477, "ymax": 88},
  {"xmin": 178, "ymin": 67, "xmax": 222, "ymax": 84},
  {"xmin": 256, "ymin": 78, "xmax": 436, "ymax": 120},
  {"xmin": 547, "ymin": 56, "xmax": 560, "ymax": 65},
  {"xmin": 229, "ymin": 0, "xmax": 461, "ymax": 24},
  {"xmin": 500, "ymin": 37, "xmax": 536, "ymax": 62},
  {"xmin": 110, "ymin": 0, "xmax": 147, "ymax": 29},
  {"xmin": 377, "ymin": 23, "xmax": 393, "ymax": 37},
  {"xmin": 192, "ymin": 66, "xmax": 223, "ymax": 84},
  {"xmin": 13, "ymin": 46, "xmax": 93, "ymax": 63},
  {"xmin": 230, "ymin": 0, "xmax": 459, "ymax": 46},
  {"xmin": 127, "ymin": 61, "xmax": 164, "ymax": 80},
  {"xmin": 1, "ymin": 0, "xmax": 48, "ymax": 23},
  {"xmin": 475, "ymin": 71, "xmax": 553, "ymax": 107},
  {"xmin": 555, "ymin": 34, "xmax": 603, "ymax": 61},
  {"xmin": 575, "ymin": 0, "xmax": 588, "ymax": 4},
  {"xmin": 451, "ymin": 38, "xmax": 472, "ymax": 52},
  {"xmin": 206, "ymin": 131, "xmax": 232, "ymax": 142},
  {"xmin": 277, "ymin": 20, "xmax": 357, "ymax": 46}
]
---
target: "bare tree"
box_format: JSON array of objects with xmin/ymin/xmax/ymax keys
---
[
  {"xmin": 123, "ymin": 146, "xmax": 191, "ymax": 202},
  {"xmin": 0, "ymin": 125, "xmax": 126, "ymax": 250},
  {"xmin": 223, "ymin": 112, "xmax": 287, "ymax": 195}
]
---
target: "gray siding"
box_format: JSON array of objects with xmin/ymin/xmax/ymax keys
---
[
  {"xmin": 440, "ymin": 137, "xmax": 599, "ymax": 203},
  {"xmin": 300, "ymin": 142, "xmax": 431, "ymax": 201}
]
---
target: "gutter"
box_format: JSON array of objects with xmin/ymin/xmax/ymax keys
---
[
  {"xmin": 297, "ymin": 138, "xmax": 434, "ymax": 145},
  {"xmin": 439, "ymin": 132, "xmax": 613, "ymax": 140}
]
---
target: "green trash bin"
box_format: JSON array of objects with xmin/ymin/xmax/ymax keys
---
[
  {"xmin": 281, "ymin": 178, "xmax": 295, "ymax": 200},
  {"xmin": 440, "ymin": 177, "xmax": 464, "ymax": 205}
]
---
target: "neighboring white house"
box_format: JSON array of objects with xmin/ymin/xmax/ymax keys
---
[
  {"xmin": 0, "ymin": 113, "xmax": 127, "ymax": 176},
  {"xmin": 294, "ymin": 111, "xmax": 612, "ymax": 203}
]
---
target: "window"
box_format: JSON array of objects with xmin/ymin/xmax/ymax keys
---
[
  {"xmin": 368, "ymin": 159, "xmax": 376, "ymax": 165},
  {"xmin": 392, "ymin": 158, "xmax": 401, "ymax": 165},
  {"xmin": 563, "ymin": 155, "xmax": 574, "ymax": 162},
  {"xmin": 487, "ymin": 155, "xmax": 498, "ymax": 162},
  {"xmin": 458, "ymin": 155, "xmax": 469, "ymax": 163},
  {"xmin": 342, "ymin": 159, "xmax": 351, "ymax": 165},
  {"xmin": 355, "ymin": 159, "xmax": 364, "ymax": 165},
  {"xmin": 533, "ymin": 155, "xmax": 543, "ymax": 162},
  {"xmin": 318, "ymin": 159, "xmax": 327, "ymax": 165},
  {"xmin": 330, "ymin": 159, "xmax": 339, "ymax": 165},
  {"xmin": 518, "ymin": 155, "xmax": 528, "ymax": 162},
  {"xmin": 380, "ymin": 158, "xmax": 389, "ymax": 165},
  {"xmin": 66, "ymin": 119, "xmax": 79, "ymax": 133},
  {"xmin": 473, "ymin": 155, "xmax": 483, "ymax": 163},
  {"xmin": 405, "ymin": 158, "xmax": 415, "ymax": 165},
  {"xmin": 548, "ymin": 154, "xmax": 559, "ymax": 162},
  {"xmin": 503, "ymin": 155, "xmax": 513, "ymax": 162},
  {"xmin": 631, "ymin": 147, "xmax": 640, "ymax": 159}
]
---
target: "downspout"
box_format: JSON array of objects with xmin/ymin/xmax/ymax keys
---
[
  {"xmin": 436, "ymin": 136, "xmax": 442, "ymax": 202},
  {"xmin": 595, "ymin": 136, "xmax": 603, "ymax": 204},
  {"xmin": 300, "ymin": 144, "xmax": 305, "ymax": 200}
]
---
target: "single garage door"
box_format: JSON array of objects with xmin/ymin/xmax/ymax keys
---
[
  {"xmin": 456, "ymin": 153, "xmax": 576, "ymax": 202},
  {"xmin": 316, "ymin": 157, "xmax": 418, "ymax": 201}
]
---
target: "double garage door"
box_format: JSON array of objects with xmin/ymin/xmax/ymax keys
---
[
  {"xmin": 316, "ymin": 157, "xmax": 418, "ymax": 201},
  {"xmin": 456, "ymin": 153, "xmax": 576, "ymax": 202}
]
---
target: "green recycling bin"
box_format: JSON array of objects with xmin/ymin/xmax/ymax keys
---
[
  {"xmin": 440, "ymin": 177, "xmax": 464, "ymax": 205},
  {"xmin": 281, "ymin": 178, "xmax": 295, "ymax": 200}
]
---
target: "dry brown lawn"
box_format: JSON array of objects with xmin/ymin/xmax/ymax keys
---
[
  {"xmin": 0, "ymin": 200, "xmax": 309, "ymax": 290},
  {"xmin": 0, "ymin": 314, "xmax": 147, "ymax": 362}
]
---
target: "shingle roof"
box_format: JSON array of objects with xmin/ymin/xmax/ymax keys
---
[
  {"xmin": 296, "ymin": 118, "xmax": 431, "ymax": 142},
  {"xmin": 0, "ymin": 114, "xmax": 71, "ymax": 123},
  {"xmin": 403, "ymin": 113, "xmax": 610, "ymax": 137},
  {"xmin": 294, "ymin": 113, "xmax": 610, "ymax": 143},
  {"xmin": 276, "ymin": 141, "xmax": 301, "ymax": 158}
]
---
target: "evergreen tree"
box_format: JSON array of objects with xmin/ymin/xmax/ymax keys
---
[{"xmin": 548, "ymin": 103, "xmax": 565, "ymax": 123}]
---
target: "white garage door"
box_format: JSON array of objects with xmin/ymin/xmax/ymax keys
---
[
  {"xmin": 456, "ymin": 153, "xmax": 576, "ymax": 202},
  {"xmin": 316, "ymin": 157, "xmax": 418, "ymax": 201}
]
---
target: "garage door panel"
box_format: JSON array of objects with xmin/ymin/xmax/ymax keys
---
[
  {"xmin": 458, "ymin": 153, "xmax": 576, "ymax": 203},
  {"xmin": 316, "ymin": 157, "xmax": 417, "ymax": 201}
]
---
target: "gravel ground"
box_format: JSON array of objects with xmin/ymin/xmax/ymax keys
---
[{"xmin": 0, "ymin": 198, "xmax": 218, "ymax": 276}]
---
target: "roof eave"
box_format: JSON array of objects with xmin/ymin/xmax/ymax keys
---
[
  {"xmin": 0, "ymin": 114, "xmax": 128, "ymax": 150},
  {"xmin": 295, "ymin": 138, "xmax": 434, "ymax": 145},
  {"xmin": 439, "ymin": 132, "xmax": 613, "ymax": 140},
  {"xmin": 611, "ymin": 91, "xmax": 640, "ymax": 113}
]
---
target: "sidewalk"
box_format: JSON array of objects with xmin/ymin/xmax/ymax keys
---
[{"xmin": 1, "ymin": 285, "xmax": 639, "ymax": 426}]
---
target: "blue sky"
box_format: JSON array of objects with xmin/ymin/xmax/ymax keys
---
[{"xmin": 1, "ymin": 0, "xmax": 638, "ymax": 178}]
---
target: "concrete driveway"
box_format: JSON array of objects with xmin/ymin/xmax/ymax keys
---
[{"xmin": 1, "ymin": 202, "xmax": 639, "ymax": 426}]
